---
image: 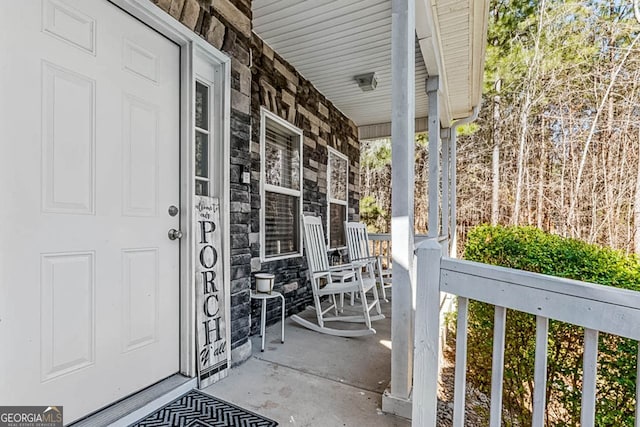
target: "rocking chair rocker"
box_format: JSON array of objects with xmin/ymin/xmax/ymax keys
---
[{"xmin": 290, "ymin": 215, "xmax": 384, "ymax": 337}]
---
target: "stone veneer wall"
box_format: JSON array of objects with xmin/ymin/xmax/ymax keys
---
[
  {"xmin": 249, "ymin": 37, "xmax": 361, "ymax": 335},
  {"xmin": 150, "ymin": 0, "xmax": 360, "ymax": 355}
]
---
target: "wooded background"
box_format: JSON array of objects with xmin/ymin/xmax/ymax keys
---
[{"xmin": 360, "ymin": 0, "xmax": 640, "ymax": 254}]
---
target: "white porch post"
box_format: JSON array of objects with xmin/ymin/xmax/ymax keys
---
[
  {"xmin": 441, "ymin": 127, "xmax": 451, "ymax": 251},
  {"xmin": 450, "ymin": 128, "xmax": 458, "ymax": 257},
  {"xmin": 427, "ymin": 76, "xmax": 441, "ymax": 238},
  {"xmin": 384, "ymin": 0, "xmax": 415, "ymax": 417}
]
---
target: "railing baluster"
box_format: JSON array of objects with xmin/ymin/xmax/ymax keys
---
[
  {"xmin": 636, "ymin": 341, "xmax": 640, "ymax": 427},
  {"xmin": 532, "ymin": 316, "xmax": 549, "ymax": 427},
  {"xmin": 581, "ymin": 328, "xmax": 599, "ymax": 427},
  {"xmin": 384, "ymin": 240, "xmax": 387, "ymax": 266},
  {"xmin": 490, "ymin": 306, "xmax": 506, "ymax": 427},
  {"xmin": 453, "ymin": 297, "xmax": 469, "ymax": 427}
]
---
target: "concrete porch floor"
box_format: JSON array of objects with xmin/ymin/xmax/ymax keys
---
[{"xmin": 202, "ymin": 295, "xmax": 410, "ymax": 427}]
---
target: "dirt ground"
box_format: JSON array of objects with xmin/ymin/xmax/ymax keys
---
[{"xmin": 437, "ymin": 332, "xmax": 491, "ymax": 427}]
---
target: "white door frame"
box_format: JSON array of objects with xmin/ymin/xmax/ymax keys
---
[{"xmin": 109, "ymin": 0, "xmax": 232, "ymax": 377}]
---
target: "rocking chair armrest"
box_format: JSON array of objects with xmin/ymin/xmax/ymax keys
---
[
  {"xmin": 349, "ymin": 259, "xmax": 375, "ymax": 269},
  {"xmin": 328, "ymin": 263, "xmax": 355, "ymax": 273},
  {"xmin": 312, "ymin": 269, "xmax": 357, "ymax": 283},
  {"xmin": 311, "ymin": 271, "xmax": 331, "ymax": 280},
  {"xmin": 329, "ymin": 266, "xmax": 356, "ymax": 280},
  {"xmin": 348, "ymin": 255, "xmax": 375, "ymax": 263}
]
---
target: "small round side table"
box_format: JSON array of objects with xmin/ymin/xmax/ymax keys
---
[{"xmin": 250, "ymin": 290, "xmax": 285, "ymax": 352}]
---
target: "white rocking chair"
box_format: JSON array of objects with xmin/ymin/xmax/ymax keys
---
[
  {"xmin": 345, "ymin": 222, "xmax": 392, "ymax": 302},
  {"xmin": 290, "ymin": 215, "xmax": 384, "ymax": 337}
]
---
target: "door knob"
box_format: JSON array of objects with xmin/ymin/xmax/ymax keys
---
[{"xmin": 168, "ymin": 229, "xmax": 183, "ymax": 240}]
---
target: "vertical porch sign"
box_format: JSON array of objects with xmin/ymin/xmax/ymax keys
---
[{"xmin": 194, "ymin": 196, "xmax": 229, "ymax": 388}]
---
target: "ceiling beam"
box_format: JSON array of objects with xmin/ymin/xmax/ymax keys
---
[{"xmin": 358, "ymin": 117, "xmax": 428, "ymax": 140}]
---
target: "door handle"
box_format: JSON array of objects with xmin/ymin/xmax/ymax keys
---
[{"xmin": 168, "ymin": 229, "xmax": 183, "ymax": 240}]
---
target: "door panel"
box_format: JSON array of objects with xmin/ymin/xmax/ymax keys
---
[
  {"xmin": 123, "ymin": 95, "xmax": 160, "ymax": 217},
  {"xmin": 40, "ymin": 252, "xmax": 96, "ymax": 381},
  {"xmin": 42, "ymin": 61, "xmax": 96, "ymax": 214},
  {"xmin": 122, "ymin": 248, "xmax": 159, "ymax": 352},
  {"xmin": 0, "ymin": 0, "xmax": 181, "ymax": 422}
]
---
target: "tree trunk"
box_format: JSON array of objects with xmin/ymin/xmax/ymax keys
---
[
  {"xmin": 513, "ymin": 0, "xmax": 547, "ymax": 225},
  {"xmin": 537, "ymin": 129, "xmax": 545, "ymax": 230},
  {"xmin": 513, "ymin": 96, "xmax": 530, "ymax": 226},
  {"xmin": 568, "ymin": 33, "xmax": 640, "ymax": 230},
  {"xmin": 634, "ymin": 134, "xmax": 640, "ymax": 253},
  {"xmin": 491, "ymin": 79, "xmax": 501, "ymax": 225}
]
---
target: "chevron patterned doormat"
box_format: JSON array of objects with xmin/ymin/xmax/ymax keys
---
[{"xmin": 129, "ymin": 389, "xmax": 278, "ymax": 427}]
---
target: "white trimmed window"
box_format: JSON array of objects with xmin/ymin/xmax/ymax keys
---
[
  {"xmin": 260, "ymin": 109, "xmax": 303, "ymax": 260},
  {"xmin": 328, "ymin": 148, "xmax": 349, "ymax": 248}
]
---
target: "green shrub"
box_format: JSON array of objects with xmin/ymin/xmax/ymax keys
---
[{"xmin": 463, "ymin": 225, "xmax": 639, "ymax": 426}]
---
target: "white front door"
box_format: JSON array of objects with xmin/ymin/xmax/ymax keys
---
[{"xmin": 0, "ymin": 0, "xmax": 181, "ymax": 422}]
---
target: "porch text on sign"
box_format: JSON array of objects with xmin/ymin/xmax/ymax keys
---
[{"xmin": 195, "ymin": 196, "xmax": 229, "ymax": 388}]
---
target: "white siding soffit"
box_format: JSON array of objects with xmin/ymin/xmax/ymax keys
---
[{"xmin": 253, "ymin": 0, "xmax": 490, "ymax": 129}]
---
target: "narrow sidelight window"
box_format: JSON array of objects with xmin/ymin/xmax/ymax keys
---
[{"xmin": 195, "ymin": 80, "xmax": 210, "ymax": 195}]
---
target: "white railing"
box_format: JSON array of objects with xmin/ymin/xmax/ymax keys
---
[
  {"xmin": 368, "ymin": 233, "xmax": 392, "ymax": 270},
  {"xmin": 413, "ymin": 238, "xmax": 640, "ymax": 427}
]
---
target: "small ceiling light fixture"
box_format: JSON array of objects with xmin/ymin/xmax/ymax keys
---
[{"xmin": 354, "ymin": 72, "xmax": 378, "ymax": 91}]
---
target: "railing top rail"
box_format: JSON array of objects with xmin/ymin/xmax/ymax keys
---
[
  {"xmin": 437, "ymin": 257, "xmax": 640, "ymax": 341},
  {"xmin": 368, "ymin": 233, "xmax": 431, "ymax": 240},
  {"xmin": 441, "ymin": 257, "xmax": 640, "ymax": 308},
  {"xmin": 367, "ymin": 233, "xmax": 391, "ymax": 240}
]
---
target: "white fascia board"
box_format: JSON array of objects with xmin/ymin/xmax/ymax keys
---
[
  {"xmin": 416, "ymin": 0, "xmax": 453, "ymax": 127},
  {"xmin": 470, "ymin": 0, "xmax": 490, "ymax": 108}
]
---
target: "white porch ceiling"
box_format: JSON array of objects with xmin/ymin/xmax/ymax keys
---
[{"xmin": 253, "ymin": 0, "xmax": 488, "ymax": 130}]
